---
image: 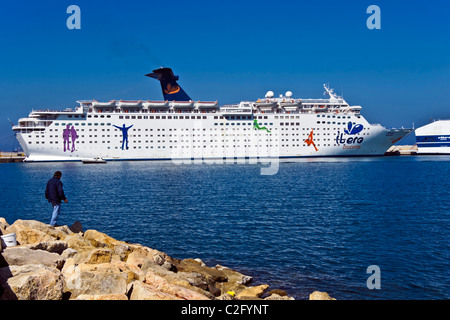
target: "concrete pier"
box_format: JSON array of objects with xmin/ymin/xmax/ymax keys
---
[
  {"xmin": 0, "ymin": 152, "xmax": 25, "ymax": 163},
  {"xmin": 385, "ymin": 145, "xmax": 418, "ymax": 156}
]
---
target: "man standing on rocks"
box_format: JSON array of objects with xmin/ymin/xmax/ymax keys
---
[{"xmin": 45, "ymin": 171, "xmax": 68, "ymax": 226}]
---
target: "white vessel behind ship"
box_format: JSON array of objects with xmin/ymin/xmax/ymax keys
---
[
  {"xmin": 415, "ymin": 120, "xmax": 450, "ymax": 154},
  {"xmin": 12, "ymin": 67, "xmax": 412, "ymax": 162}
]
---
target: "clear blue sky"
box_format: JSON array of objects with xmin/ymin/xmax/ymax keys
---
[{"xmin": 1, "ymin": 0, "xmax": 449, "ymax": 150}]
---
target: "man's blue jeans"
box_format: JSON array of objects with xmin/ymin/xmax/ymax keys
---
[{"xmin": 50, "ymin": 204, "xmax": 61, "ymax": 226}]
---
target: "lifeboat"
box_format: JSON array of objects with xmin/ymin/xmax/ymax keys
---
[
  {"xmin": 279, "ymin": 99, "xmax": 301, "ymax": 108},
  {"xmin": 196, "ymin": 101, "xmax": 218, "ymax": 108},
  {"xmin": 254, "ymin": 99, "xmax": 277, "ymax": 108},
  {"xmin": 312, "ymin": 104, "xmax": 328, "ymax": 112},
  {"xmin": 116, "ymin": 100, "xmax": 143, "ymax": 108},
  {"xmin": 92, "ymin": 100, "xmax": 116, "ymax": 108},
  {"xmin": 142, "ymin": 100, "xmax": 169, "ymax": 108},
  {"xmin": 171, "ymin": 100, "xmax": 194, "ymax": 108}
]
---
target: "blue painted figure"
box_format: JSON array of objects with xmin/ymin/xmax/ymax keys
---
[{"xmin": 113, "ymin": 124, "xmax": 133, "ymax": 150}]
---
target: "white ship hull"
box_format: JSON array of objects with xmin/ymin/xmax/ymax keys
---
[
  {"xmin": 415, "ymin": 120, "xmax": 450, "ymax": 155},
  {"xmin": 15, "ymin": 112, "xmax": 410, "ymax": 162}
]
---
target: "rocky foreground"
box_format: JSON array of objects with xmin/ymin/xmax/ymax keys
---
[{"xmin": 0, "ymin": 218, "xmax": 335, "ymax": 300}]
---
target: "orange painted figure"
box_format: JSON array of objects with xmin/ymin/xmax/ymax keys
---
[{"xmin": 304, "ymin": 129, "xmax": 318, "ymax": 152}]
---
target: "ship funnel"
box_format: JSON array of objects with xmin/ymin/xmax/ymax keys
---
[{"xmin": 146, "ymin": 67, "xmax": 192, "ymax": 101}]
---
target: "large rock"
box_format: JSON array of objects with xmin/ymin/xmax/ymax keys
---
[
  {"xmin": 73, "ymin": 248, "xmax": 113, "ymax": 265},
  {"xmin": 0, "ymin": 264, "xmax": 65, "ymax": 300},
  {"xmin": 127, "ymin": 280, "xmax": 182, "ymax": 300},
  {"xmin": 144, "ymin": 269, "xmax": 211, "ymax": 300},
  {"xmin": 27, "ymin": 240, "xmax": 68, "ymax": 254},
  {"xmin": 0, "ymin": 218, "xmax": 9, "ymax": 235},
  {"xmin": 75, "ymin": 294, "xmax": 128, "ymax": 300},
  {"xmin": 264, "ymin": 293, "xmax": 294, "ymax": 300},
  {"xmin": 63, "ymin": 233, "xmax": 94, "ymax": 252},
  {"xmin": 0, "ymin": 247, "xmax": 65, "ymax": 270},
  {"xmin": 236, "ymin": 284, "xmax": 269, "ymax": 299},
  {"xmin": 309, "ymin": 291, "xmax": 336, "ymax": 300},
  {"xmin": 176, "ymin": 259, "xmax": 228, "ymax": 283},
  {"xmin": 61, "ymin": 259, "xmax": 128, "ymax": 299},
  {"xmin": 5, "ymin": 220, "xmax": 73, "ymax": 245}
]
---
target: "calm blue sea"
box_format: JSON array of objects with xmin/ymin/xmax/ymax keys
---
[{"xmin": 1, "ymin": 156, "xmax": 449, "ymax": 300}]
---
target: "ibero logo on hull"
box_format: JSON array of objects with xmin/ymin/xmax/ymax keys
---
[{"xmin": 336, "ymin": 122, "xmax": 364, "ymax": 149}]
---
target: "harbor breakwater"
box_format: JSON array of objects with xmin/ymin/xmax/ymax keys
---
[{"xmin": 0, "ymin": 218, "xmax": 334, "ymax": 300}]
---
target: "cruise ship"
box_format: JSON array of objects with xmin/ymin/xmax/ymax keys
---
[
  {"xmin": 12, "ymin": 67, "xmax": 412, "ymax": 162},
  {"xmin": 415, "ymin": 120, "xmax": 450, "ymax": 154}
]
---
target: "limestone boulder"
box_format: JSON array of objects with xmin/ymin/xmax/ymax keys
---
[
  {"xmin": 83, "ymin": 229, "xmax": 134, "ymax": 261},
  {"xmin": 176, "ymin": 259, "xmax": 227, "ymax": 283},
  {"xmin": 5, "ymin": 219, "xmax": 73, "ymax": 245},
  {"xmin": 236, "ymin": 284, "xmax": 269, "ymax": 299},
  {"xmin": 61, "ymin": 259, "xmax": 128, "ymax": 299},
  {"xmin": 0, "ymin": 247, "xmax": 65, "ymax": 270},
  {"xmin": 264, "ymin": 293, "xmax": 295, "ymax": 300},
  {"xmin": 144, "ymin": 269, "xmax": 211, "ymax": 300},
  {"xmin": 215, "ymin": 264, "xmax": 253, "ymax": 285},
  {"xmin": 127, "ymin": 280, "xmax": 182, "ymax": 300},
  {"xmin": 309, "ymin": 291, "xmax": 336, "ymax": 300},
  {"xmin": 0, "ymin": 264, "xmax": 65, "ymax": 300},
  {"xmin": 0, "ymin": 217, "xmax": 9, "ymax": 234},
  {"xmin": 27, "ymin": 240, "xmax": 68, "ymax": 254},
  {"xmin": 63, "ymin": 233, "xmax": 94, "ymax": 252},
  {"xmin": 71, "ymin": 247, "xmax": 114, "ymax": 265},
  {"xmin": 75, "ymin": 294, "xmax": 128, "ymax": 300}
]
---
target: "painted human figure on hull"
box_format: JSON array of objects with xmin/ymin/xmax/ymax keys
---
[
  {"xmin": 70, "ymin": 126, "xmax": 78, "ymax": 152},
  {"xmin": 62, "ymin": 124, "xmax": 78, "ymax": 153},
  {"xmin": 113, "ymin": 124, "xmax": 133, "ymax": 150}
]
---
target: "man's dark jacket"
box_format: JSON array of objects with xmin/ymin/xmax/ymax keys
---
[{"xmin": 45, "ymin": 177, "xmax": 66, "ymax": 206}]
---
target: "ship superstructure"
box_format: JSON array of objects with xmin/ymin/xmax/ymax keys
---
[{"xmin": 12, "ymin": 68, "xmax": 411, "ymax": 162}]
